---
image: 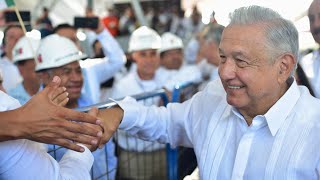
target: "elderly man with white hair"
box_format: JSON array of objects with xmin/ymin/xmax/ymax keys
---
[{"xmin": 84, "ymin": 5, "xmax": 320, "ymax": 180}]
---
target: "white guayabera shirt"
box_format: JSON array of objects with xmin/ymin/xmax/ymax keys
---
[{"xmin": 116, "ymin": 78, "xmax": 320, "ymax": 180}]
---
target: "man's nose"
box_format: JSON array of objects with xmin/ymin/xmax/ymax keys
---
[{"xmin": 218, "ymin": 59, "xmax": 236, "ymax": 80}]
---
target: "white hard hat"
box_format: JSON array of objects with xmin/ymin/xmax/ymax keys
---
[
  {"xmin": 12, "ymin": 36, "xmax": 40, "ymax": 63},
  {"xmin": 35, "ymin": 34, "xmax": 87, "ymax": 71},
  {"xmin": 128, "ymin": 26, "xmax": 161, "ymax": 53},
  {"xmin": 159, "ymin": 32, "xmax": 183, "ymax": 54}
]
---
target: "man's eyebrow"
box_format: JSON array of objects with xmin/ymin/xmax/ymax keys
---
[
  {"xmin": 62, "ymin": 66, "xmax": 81, "ymax": 70},
  {"xmin": 62, "ymin": 67, "xmax": 72, "ymax": 70},
  {"xmin": 219, "ymin": 48, "xmax": 246, "ymax": 57},
  {"xmin": 231, "ymin": 51, "xmax": 247, "ymax": 57}
]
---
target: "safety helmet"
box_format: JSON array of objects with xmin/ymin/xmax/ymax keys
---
[
  {"xmin": 35, "ymin": 34, "xmax": 87, "ymax": 71},
  {"xmin": 12, "ymin": 36, "xmax": 40, "ymax": 63},
  {"xmin": 128, "ymin": 26, "xmax": 161, "ymax": 53},
  {"xmin": 158, "ymin": 32, "xmax": 183, "ymax": 54}
]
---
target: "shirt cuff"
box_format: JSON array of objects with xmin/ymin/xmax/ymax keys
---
[{"xmin": 109, "ymin": 96, "xmax": 139, "ymax": 130}]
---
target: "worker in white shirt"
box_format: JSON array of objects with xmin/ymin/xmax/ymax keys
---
[
  {"xmin": 0, "ymin": 25, "xmax": 23, "ymax": 91},
  {"xmin": 158, "ymin": 32, "xmax": 202, "ymax": 92},
  {"xmin": 85, "ymin": 5, "xmax": 320, "ymax": 180},
  {"xmin": 8, "ymin": 36, "xmax": 40, "ymax": 105},
  {"xmin": 111, "ymin": 26, "xmax": 167, "ymax": 180},
  {"xmin": 36, "ymin": 27, "xmax": 120, "ymax": 179},
  {"xmin": 53, "ymin": 22, "xmax": 126, "ymax": 103}
]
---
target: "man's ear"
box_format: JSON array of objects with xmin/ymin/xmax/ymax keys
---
[{"xmin": 277, "ymin": 53, "xmax": 295, "ymax": 83}]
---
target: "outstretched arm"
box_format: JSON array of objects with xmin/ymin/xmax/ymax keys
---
[{"xmin": 0, "ymin": 76, "xmax": 103, "ymax": 152}]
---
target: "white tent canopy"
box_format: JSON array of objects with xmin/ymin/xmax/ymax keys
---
[
  {"xmin": 184, "ymin": 0, "xmax": 316, "ymax": 50},
  {"xmin": 4, "ymin": 0, "xmax": 318, "ymax": 50}
]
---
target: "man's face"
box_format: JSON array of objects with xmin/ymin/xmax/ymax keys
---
[
  {"xmin": 47, "ymin": 61, "xmax": 83, "ymax": 101},
  {"xmin": 160, "ymin": 49, "xmax": 183, "ymax": 70},
  {"xmin": 4, "ymin": 27, "xmax": 24, "ymax": 59},
  {"xmin": 309, "ymin": 0, "xmax": 320, "ymax": 44},
  {"xmin": 17, "ymin": 59, "xmax": 38, "ymax": 82},
  {"xmin": 132, "ymin": 49, "xmax": 160, "ymax": 79},
  {"xmin": 218, "ymin": 24, "xmax": 283, "ymax": 115}
]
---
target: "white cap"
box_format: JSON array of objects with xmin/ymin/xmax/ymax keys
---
[
  {"xmin": 159, "ymin": 32, "xmax": 183, "ymax": 54},
  {"xmin": 35, "ymin": 34, "xmax": 87, "ymax": 71},
  {"xmin": 128, "ymin": 26, "xmax": 161, "ymax": 53},
  {"xmin": 12, "ymin": 36, "xmax": 40, "ymax": 63}
]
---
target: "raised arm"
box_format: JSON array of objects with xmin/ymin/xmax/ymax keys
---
[
  {"xmin": 95, "ymin": 21, "xmax": 126, "ymax": 82},
  {"xmin": 80, "ymin": 19, "xmax": 126, "ymax": 103}
]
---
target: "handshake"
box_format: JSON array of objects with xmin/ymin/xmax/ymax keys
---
[{"xmin": 1, "ymin": 76, "xmax": 123, "ymax": 152}]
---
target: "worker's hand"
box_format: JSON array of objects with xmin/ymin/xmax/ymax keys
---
[
  {"xmin": 94, "ymin": 18, "xmax": 105, "ymax": 34},
  {"xmin": 14, "ymin": 76, "xmax": 103, "ymax": 152},
  {"xmin": 85, "ymin": 8, "xmax": 104, "ymax": 34},
  {"xmin": 97, "ymin": 106, "xmax": 124, "ymax": 148}
]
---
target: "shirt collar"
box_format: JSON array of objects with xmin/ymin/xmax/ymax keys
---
[{"xmin": 264, "ymin": 78, "xmax": 300, "ymax": 136}]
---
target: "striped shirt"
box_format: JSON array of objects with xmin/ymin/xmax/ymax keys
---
[{"xmin": 117, "ymin": 79, "xmax": 320, "ymax": 180}]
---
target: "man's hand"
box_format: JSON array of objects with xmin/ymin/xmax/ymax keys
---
[
  {"xmin": 85, "ymin": 8, "xmax": 104, "ymax": 34},
  {"xmin": 50, "ymin": 85, "xmax": 69, "ymax": 106},
  {"xmin": 3, "ymin": 76, "xmax": 103, "ymax": 152},
  {"xmin": 97, "ymin": 106, "xmax": 124, "ymax": 148}
]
